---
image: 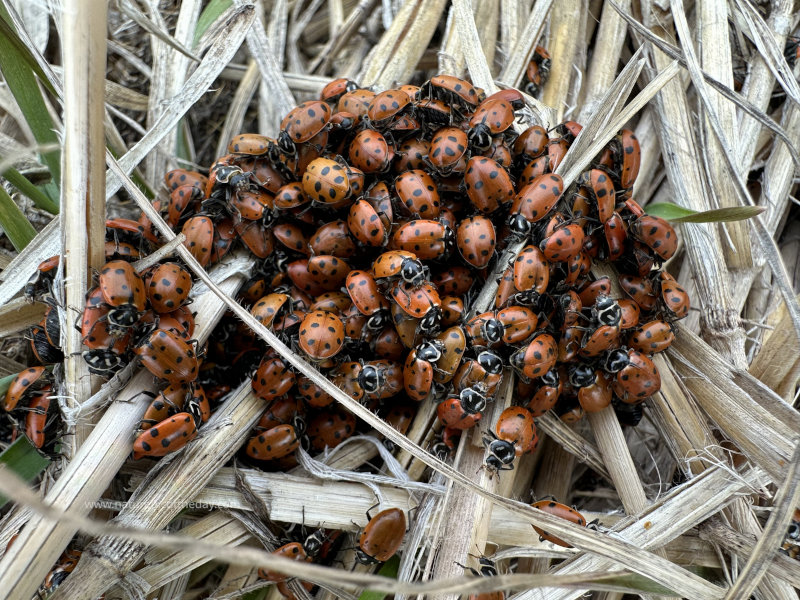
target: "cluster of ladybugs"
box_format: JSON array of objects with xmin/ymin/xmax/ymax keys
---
[{"xmin": 7, "ymin": 69, "xmax": 692, "ymax": 596}]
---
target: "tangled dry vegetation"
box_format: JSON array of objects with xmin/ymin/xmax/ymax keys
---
[{"xmin": 0, "ymin": 1, "xmax": 798, "ymax": 599}]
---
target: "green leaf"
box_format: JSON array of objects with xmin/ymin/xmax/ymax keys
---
[
  {"xmin": 358, "ymin": 555, "xmax": 400, "ymax": 600},
  {"xmin": 0, "ymin": 10, "xmax": 61, "ymax": 186},
  {"xmin": 0, "ymin": 373, "xmax": 17, "ymax": 398},
  {"xmin": 669, "ymin": 205, "xmax": 766, "ymax": 223},
  {"xmin": 194, "ymin": 0, "xmax": 233, "ymax": 48},
  {"xmin": 643, "ymin": 202, "xmax": 698, "ymax": 220},
  {"xmin": 1, "ymin": 165, "xmax": 59, "ymax": 214},
  {"xmin": 645, "ymin": 202, "xmax": 766, "ymax": 223},
  {"xmin": 0, "ymin": 183, "xmax": 36, "ymax": 250},
  {"xmin": 0, "ymin": 437, "xmax": 51, "ymax": 509}
]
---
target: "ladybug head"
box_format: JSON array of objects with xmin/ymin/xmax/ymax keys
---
[
  {"xmin": 508, "ymin": 213, "xmax": 531, "ymax": 239},
  {"xmin": 568, "ymin": 364, "xmax": 595, "ymax": 389},
  {"xmin": 482, "ymin": 432, "xmax": 516, "ymax": 471},
  {"xmin": 459, "ymin": 387, "xmax": 487, "ymax": 414},
  {"xmin": 603, "ymin": 348, "xmax": 629, "ymax": 373},
  {"xmin": 358, "ymin": 364, "xmax": 383, "ymax": 395},
  {"xmin": 476, "ymin": 350, "xmax": 504, "ymax": 374},
  {"xmin": 594, "ymin": 296, "xmax": 621, "ymax": 327},
  {"xmin": 419, "ymin": 309, "xmax": 441, "ymax": 336},
  {"xmin": 355, "ymin": 548, "xmax": 380, "ymax": 565},
  {"xmin": 540, "ymin": 368, "xmax": 559, "ymax": 388},
  {"xmin": 482, "ymin": 318, "xmax": 504, "ymax": 345},
  {"xmin": 476, "ymin": 556, "xmax": 498, "ymax": 577},
  {"xmin": 468, "ymin": 123, "xmax": 492, "ymax": 152},
  {"xmin": 107, "ymin": 305, "xmax": 142, "ymax": 332},
  {"xmin": 416, "ymin": 340, "xmax": 443, "ymax": 363},
  {"xmin": 83, "ymin": 349, "xmax": 126, "ymax": 377},
  {"xmin": 303, "ymin": 529, "xmax": 326, "ymax": 558},
  {"xmin": 400, "ymin": 257, "xmax": 428, "ymax": 286},
  {"xmin": 366, "ymin": 311, "xmax": 389, "ymax": 332},
  {"xmin": 277, "ymin": 130, "xmax": 296, "ymax": 156}
]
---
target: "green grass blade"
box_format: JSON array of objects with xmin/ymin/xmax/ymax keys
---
[
  {"xmin": 2, "ymin": 165, "xmax": 59, "ymax": 214},
  {"xmin": 0, "ymin": 373, "xmax": 16, "ymax": 398},
  {"xmin": 644, "ymin": 202, "xmax": 698, "ymax": 220},
  {"xmin": 0, "ymin": 10, "xmax": 61, "ymax": 186},
  {"xmin": 646, "ymin": 202, "xmax": 766, "ymax": 223},
  {"xmin": 358, "ymin": 555, "xmax": 400, "ymax": 600},
  {"xmin": 0, "ymin": 436, "xmax": 51, "ymax": 509},
  {"xmin": 0, "ymin": 183, "xmax": 37, "ymax": 250},
  {"xmin": 194, "ymin": 0, "xmax": 233, "ymax": 48}
]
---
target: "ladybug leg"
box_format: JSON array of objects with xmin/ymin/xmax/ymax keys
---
[
  {"xmin": 365, "ymin": 501, "xmax": 381, "ymax": 521},
  {"xmin": 586, "ymin": 518, "xmax": 601, "ymax": 531}
]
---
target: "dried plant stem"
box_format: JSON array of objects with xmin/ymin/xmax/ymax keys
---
[
  {"xmin": 60, "ymin": 0, "xmax": 108, "ymax": 450},
  {"xmin": 497, "ymin": 0, "xmax": 554, "ymax": 88},
  {"xmin": 749, "ymin": 297, "xmax": 800, "ymax": 401},
  {"xmin": 0, "ymin": 298, "xmax": 45, "ymax": 338},
  {"xmin": 541, "ymin": 0, "xmax": 585, "ymax": 121}
]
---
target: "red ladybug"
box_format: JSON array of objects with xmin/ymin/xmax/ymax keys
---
[
  {"xmin": 525, "ymin": 368, "xmax": 562, "ymax": 416},
  {"xmin": 510, "ymin": 174, "xmax": 563, "ymax": 225},
  {"xmin": 278, "ymin": 100, "xmax": 332, "ymax": 153},
  {"xmin": 24, "ymin": 255, "xmax": 60, "ymax": 302},
  {"xmin": 349, "ymin": 129, "xmax": 393, "ymax": 173},
  {"xmin": 629, "ymin": 215, "xmax": 677, "ymax": 261},
  {"xmin": 569, "ymin": 365, "xmax": 612, "ymax": 413},
  {"xmin": 251, "ymin": 356, "xmax": 295, "ymax": 402},
  {"xmin": 628, "ymin": 319, "xmax": 675, "ymax": 354},
  {"xmin": 427, "ymin": 127, "xmax": 469, "ymax": 176},
  {"xmin": 144, "ymin": 262, "xmax": 192, "ymax": 314},
  {"xmin": 437, "ymin": 387, "xmax": 488, "ymax": 429},
  {"xmin": 614, "ymin": 129, "xmax": 641, "ymax": 189},
  {"xmin": 391, "ymin": 219, "xmax": 453, "ymax": 260},
  {"xmin": 246, "ymin": 423, "xmax": 300, "ymax": 460},
  {"xmin": 181, "ymin": 216, "xmax": 215, "ymax": 267},
  {"xmin": 372, "ymin": 250, "xmax": 428, "ymax": 287},
  {"xmin": 483, "ymin": 406, "xmax": 537, "ymax": 471},
  {"xmin": 320, "ymin": 77, "xmax": 358, "ymax": 103},
  {"xmin": 652, "ymin": 272, "xmax": 690, "ymax": 320},
  {"xmin": 134, "ymin": 329, "xmax": 200, "ymax": 384},
  {"xmin": 403, "ymin": 340, "xmax": 442, "ymax": 401},
  {"xmin": 98, "ymin": 260, "xmax": 146, "ymax": 332},
  {"xmin": 531, "ymin": 499, "xmax": 587, "ymax": 548},
  {"xmin": 367, "ymin": 89, "xmax": 413, "ymax": 129},
  {"xmin": 509, "ymin": 333, "xmax": 558, "ymax": 380},
  {"xmin": 346, "ymin": 270, "xmax": 390, "ymax": 325},
  {"xmin": 453, "ymin": 350, "xmax": 504, "ymax": 397},
  {"xmin": 302, "ymin": 158, "xmax": 352, "ymax": 205},
  {"xmin": 133, "ymin": 411, "xmax": 199, "ymax": 459},
  {"xmin": 395, "ymin": 169, "xmax": 441, "ymax": 219},
  {"xmin": 41, "ymin": 548, "xmax": 82, "ymax": 593},
  {"xmin": 298, "ymin": 310, "xmax": 345, "ymax": 361},
  {"xmin": 307, "ymin": 408, "xmax": 357, "ymax": 451},
  {"xmin": 24, "ymin": 389, "xmax": 51, "ymax": 448},
  {"xmin": 4, "ymin": 366, "xmax": 50, "ymax": 411},
  {"xmin": 422, "ymin": 74, "xmax": 483, "ymax": 108},
  {"xmin": 358, "ymin": 359, "xmax": 404, "ymax": 400},
  {"xmin": 257, "ymin": 541, "xmax": 312, "ymax": 582},
  {"xmin": 468, "ymin": 98, "xmax": 516, "ymax": 151},
  {"xmin": 356, "ymin": 507, "xmax": 407, "ymax": 564},
  {"xmin": 463, "ymin": 156, "xmax": 514, "ymax": 215},
  {"xmin": 602, "ymin": 348, "xmax": 661, "ymax": 403},
  {"xmin": 456, "ymin": 215, "xmax": 496, "ymax": 269}
]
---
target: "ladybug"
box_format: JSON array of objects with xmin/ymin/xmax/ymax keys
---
[
  {"xmin": 298, "ymin": 310, "xmax": 345, "ymax": 361},
  {"xmin": 278, "ymin": 100, "xmax": 332, "ymax": 153},
  {"xmin": 134, "ymin": 328, "xmax": 200, "ymax": 384},
  {"xmin": 338, "ymin": 88, "xmax": 376, "ymax": 119},
  {"xmin": 524, "ymin": 46, "xmax": 551, "ymax": 95},
  {"xmin": 652, "ymin": 272, "xmax": 690, "ymax": 320},
  {"xmin": 628, "ymin": 319, "xmax": 675, "ymax": 354},
  {"xmin": 456, "ymin": 215, "xmax": 496, "ymax": 269},
  {"xmin": 141, "ymin": 382, "xmax": 193, "ymax": 429},
  {"xmin": 602, "ymin": 348, "xmax": 661, "ymax": 403},
  {"xmin": 531, "ymin": 500, "xmax": 587, "ymax": 548},
  {"xmin": 348, "ymin": 198, "xmax": 390, "ymax": 247},
  {"xmin": 629, "ymin": 215, "xmax": 677, "ymax": 261},
  {"xmin": 367, "ymin": 89, "xmax": 413, "ymax": 129},
  {"xmin": 462, "ymin": 555, "xmax": 505, "ymax": 600},
  {"xmin": 272, "ymin": 222, "xmax": 310, "ymax": 256},
  {"xmin": 415, "ymin": 98, "xmax": 452, "ymax": 128},
  {"xmin": 395, "ymin": 170, "xmax": 441, "ymax": 219},
  {"xmin": 540, "ymin": 223, "xmax": 585, "ymax": 263},
  {"xmin": 403, "ymin": 340, "xmax": 443, "ymax": 401},
  {"xmin": 320, "ymin": 77, "xmax": 358, "ymax": 103},
  {"xmin": 394, "ymin": 138, "xmax": 431, "ymax": 172},
  {"xmin": 302, "ymin": 158, "xmax": 352, "ymax": 205},
  {"xmin": 512, "ymin": 245, "xmax": 550, "ymax": 301},
  {"xmin": 24, "ymin": 255, "xmax": 60, "ymax": 302},
  {"xmin": 511, "ymin": 174, "xmax": 563, "ymax": 224},
  {"xmin": 427, "ymin": 126, "xmax": 470, "ymax": 176},
  {"xmin": 463, "ymin": 157, "xmax": 514, "ymax": 215},
  {"xmin": 509, "ymin": 333, "xmax": 558, "ymax": 380},
  {"xmin": 453, "ymin": 350, "xmax": 504, "ymax": 397},
  {"xmin": 346, "ymin": 270, "xmax": 390, "ymax": 323},
  {"xmin": 614, "ymin": 129, "xmax": 641, "ymax": 189},
  {"xmin": 24, "ymin": 390, "xmax": 51, "ymax": 449},
  {"xmin": 437, "ymin": 387, "xmax": 488, "ymax": 429},
  {"xmin": 433, "ymin": 266, "xmax": 474, "ymax": 296},
  {"xmin": 306, "ymin": 254, "xmax": 351, "ymax": 292},
  {"xmin": 41, "ymin": 549, "xmax": 82, "ymax": 593},
  {"xmin": 602, "ymin": 212, "xmax": 627, "ymax": 261},
  {"xmin": 578, "ymin": 276, "xmax": 613, "ymax": 307},
  {"xmin": 464, "ymin": 311, "xmax": 504, "ymax": 348},
  {"xmin": 619, "ymin": 274, "xmax": 658, "ymax": 312},
  {"xmin": 251, "ymin": 356, "xmax": 295, "ymax": 402},
  {"xmin": 512, "ymin": 125, "xmax": 548, "ymax": 162},
  {"xmin": 358, "ymin": 359, "xmax": 404, "ymax": 400},
  {"xmin": 257, "ymin": 541, "xmax": 312, "ymax": 582},
  {"xmin": 349, "ymin": 129, "xmax": 394, "ymax": 173},
  {"xmin": 98, "ymin": 260, "xmax": 146, "ymax": 332},
  {"xmin": 390, "ymin": 281, "xmax": 441, "ymax": 321},
  {"xmin": 181, "ymin": 216, "xmax": 215, "ymax": 267},
  {"xmin": 577, "ymin": 169, "xmax": 615, "ymax": 223},
  {"xmin": 256, "ymin": 396, "xmax": 304, "ymax": 431},
  {"xmin": 274, "ymin": 181, "xmax": 309, "ymax": 210},
  {"xmin": 144, "ymin": 262, "xmax": 192, "ymax": 314},
  {"xmin": 382, "ymin": 402, "xmax": 416, "ymax": 451},
  {"xmin": 4, "ymin": 366, "xmax": 50, "ymax": 411},
  {"xmin": 422, "ymin": 74, "xmax": 483, "ymax": 109},
  {"xmin": 468, "ymin": 98, "xmax": 516, "ymax": 151},
  {"xmin": 525, "ymin": 368, "xmax": 562, "ymax": 416},
  {"xmin": 371, "ymin": 325, "xmax": 406, "ymax": 361},
  {"xmin": 432, "ymin": 326, "xmax": 467, "ymax": 383},
  {"xmin": 483, "ymin": 406, "xmax": 537, "ymax": 471},
  {"xmin": 618, "ymin": 298, "xmax": 641, "ymax": 330},
  {"xmin": 246, "ymin": 423, "xmax": 300, "ymax": 460},
  {"xmin": 372, "ymin": 251, "xmax": 429, "ymax": 288},
  {"xmin": 132, "ymin": 411, "xmax": 199, "ymax": 459},
  {"xmin": 307, "ymin": 407, "xmax": 357, "ymax": 451},
  {"xmin": 296, "ymin": 375, "xmax": 334, "ymax": 408},
  {"xmin": 227, "ymin": 132, "xmax": 276, "ymax": 157},
  {"xmin": 569, "ymin": 365, "xmax": 612, "ymax": 413},
  {"xmin": 165, "ymin": 168, "xmax": 207, "ymax": 192},
  {"xmin": 356, "ymin": 507, "xmax": 407, "ymax": 564},
  {"xmin": 439, "ymin": 295, "xmax": 465, "ymax": 326}
]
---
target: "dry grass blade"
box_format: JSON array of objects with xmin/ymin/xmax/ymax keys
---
[
  {"xmin": 451, "ymin": 0, "xmax": 497, "ymax": 94},
  {"xmin": 116, "ymin": 0, "xmax": 200, "ymax": 62},
  {"xmin": 0, "ymin": 298, "xmax": 45, "ymax": 338},
  {"xmin": 722, "ymin": 441, "xmax": 800, "ymax": 599},
  {"xmin": 105, "ymin": 5, "xmax": 255, "ymax": 198},
  {"xmin": 0, "ymin": 216, "xmax": 60, "ymax": 306}
]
